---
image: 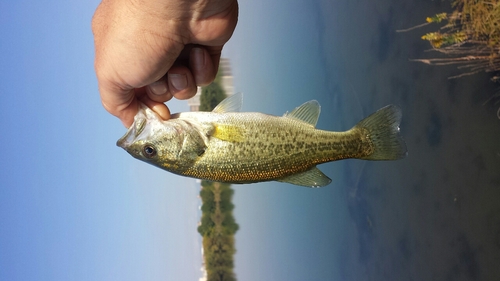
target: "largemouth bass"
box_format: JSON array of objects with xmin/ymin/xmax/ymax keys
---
[{"xmin": 117, "ymin": 93, "xmax": 407, "ymax": 187}]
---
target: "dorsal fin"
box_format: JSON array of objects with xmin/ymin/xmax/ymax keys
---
[
  {"xmin": 283, "ymin": 100, "xmax": 321, "ymax": 127},
  {"xmin": 212, "ymin": 93, "xmax": 243, "ymax": 113}
]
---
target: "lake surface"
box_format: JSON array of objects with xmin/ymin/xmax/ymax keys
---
[{"xmin": 225, "ymin": 0, "xmax": 500, "ymax": 280}]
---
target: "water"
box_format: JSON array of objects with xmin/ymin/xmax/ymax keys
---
[{"xmin": 227, "ymin": 0, "xmax": 500, "ymax": 280}]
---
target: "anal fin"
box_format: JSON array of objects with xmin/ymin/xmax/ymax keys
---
[{"xmin": 277, "ymin": 167, "xmax": 331, "ymax": 188}]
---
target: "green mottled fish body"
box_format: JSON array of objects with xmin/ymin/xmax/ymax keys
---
[
  {"xmin": 117, "ymin": 93, "xmax": 407, "ymax": 187},
  {"xmin": 172, "ymin": 112, "xmax": 368, "ymax": 181}
]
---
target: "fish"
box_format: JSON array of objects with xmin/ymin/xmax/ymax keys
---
[{"xmin": 117, "ymin": 93, "xmax": 407, "ymax": 187}]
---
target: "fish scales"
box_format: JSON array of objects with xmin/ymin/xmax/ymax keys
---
[
  {"xmin": 117, "ymin": 93, "xmax": 407, "ymax": 187},
  {"xmin": 177, "ymin": 112, "xmax": 371, "ymax": 183}
]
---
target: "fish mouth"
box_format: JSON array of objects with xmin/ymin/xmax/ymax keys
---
[
  {"xmin": 117, "ymin": 108, "xmax": 149, "ymax": 149},
  {"xmin": 116, "ymin": 127, "xmax": 134, "ymax": 149},
  {"xmin": 116, "ymin": 118, "xmax": 143, "ymax": 149}
]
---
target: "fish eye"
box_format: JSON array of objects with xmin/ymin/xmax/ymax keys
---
[{"xmin": 143, "ymin": 145, "xmax": 157, "ymax": 158}]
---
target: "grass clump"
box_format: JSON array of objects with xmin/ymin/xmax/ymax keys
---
[
  {"xmin": 400, "ymin": 0, "xmax": 500, "ymax": 78},
  {"xmin": 398, "ymin": 0, "xmax": 500, "ymax": 117}
]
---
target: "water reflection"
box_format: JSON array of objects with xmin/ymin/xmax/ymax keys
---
[
  {"xmin": 198, "ymin": 181, "xmax": 238, "ymax": 281},
  {"xmin": 220, "ymin": 0, "xmax": 500, "ymax": 279}
]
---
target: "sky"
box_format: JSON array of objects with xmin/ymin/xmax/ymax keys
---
[{"xmin": 0, "ymin": 1, "xmax": 202, "ymax": 280}]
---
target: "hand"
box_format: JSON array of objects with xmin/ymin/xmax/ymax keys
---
[{"xmin": 92, "ymin": 0, "xmax": 238, "ymax": 127}]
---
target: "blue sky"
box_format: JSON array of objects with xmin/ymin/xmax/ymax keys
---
[
  {"xmin": 0, "ymin": 0, "xmax": 354, "ymax": 280},
  {"xmin": 0, "ymin": 1, "xmax": 202, "ymax": 280}
]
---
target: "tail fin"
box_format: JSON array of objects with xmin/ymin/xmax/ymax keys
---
[{"xmin": 355, "ymin": 105, "xmax": 407, "ymax": 160}]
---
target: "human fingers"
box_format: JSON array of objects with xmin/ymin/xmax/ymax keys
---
[
  {"xmin": 189, "ymin": 47, "xmax": 217, "ymax": 86},
  {"xmin": 99, "ymin": 86, "xmax": 138, "ymax": 128},
  {"xmin": 146, "ymin": 65, "xmax": 197, "ymax": 102},
  {"xmin": 99, "ymin": 85, "xmax": 170, "ymax": 128},
  {"xmin": 150, "ymin": 45, "xmax": 218, "ymax": 90},
  {"xmin": 168, "ymin": 64, "xmax": 198, "ymax": 100},
  {"xmin": 139, "ymin": 93, "xmax": 171, "ymax": 121}
]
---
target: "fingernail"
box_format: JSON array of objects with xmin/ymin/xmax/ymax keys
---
[
  {"xmin": 169, "ymin": 74, "xmax": 187, "ymax": 90},
  {"xmin": 192, "ymin": 47, "xmax": 205, "ymax": 68},
  {"xmin": 148, "ymin": 80, "xmax": 168, "ymax": 96}
]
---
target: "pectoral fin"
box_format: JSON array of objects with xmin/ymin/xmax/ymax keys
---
[
  {"xmin": 277, "ymin": 167, "xmax": 331, "ymax": 188},
  {"xmin": 212, "ymin": 124, "xmax": 245, "ymax": 142}
]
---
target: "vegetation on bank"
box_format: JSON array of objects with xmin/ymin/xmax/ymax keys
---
[
  {"xmin": 400, "ymin": 0, "xmax": 500, "ymax": 79},
  {"xmin": 398, "ymin": 0, "xmax": 500, "ymax": 116},
  {"xmin": 197, "ymin": 80, "xmax": 239, "ymax": 281},
  {"xmin": 199, "ymin": 69, "xmax": 228, "ymax": 112},
  {"xmin": 197, "ymin": 181, "xmax": 239, "ymax": 281}
]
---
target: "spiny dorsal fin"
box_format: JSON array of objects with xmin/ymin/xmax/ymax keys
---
[
  {"xmin": 283, "ymin": 100, "xmax": 321, "ymax": 127},
  {"xmin": 212, "ymin": 93, "xmax": 243, "ymax": 113},
  {"xmin": 277, "ymin": 167, "xmax": 331, "ymax": 187}
]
